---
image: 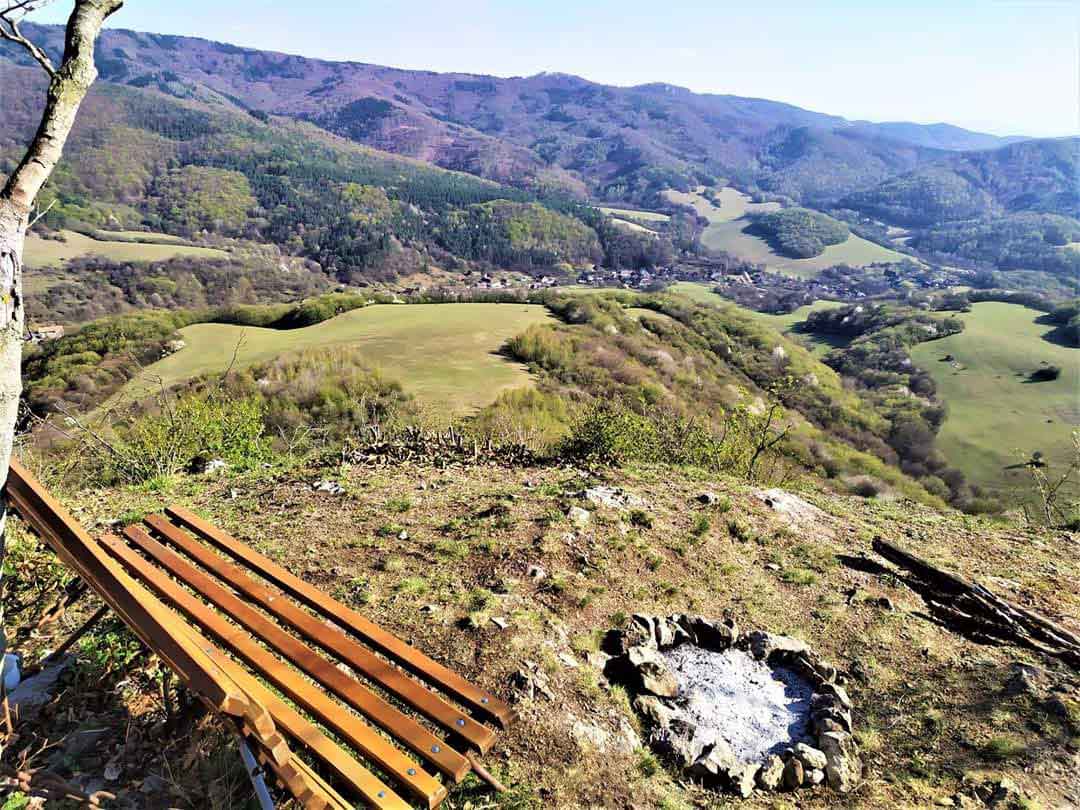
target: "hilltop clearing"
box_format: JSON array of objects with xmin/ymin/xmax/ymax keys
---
[{"xmin": 8, "ymin": 455, "xmax": 1079, "ymax": 809}]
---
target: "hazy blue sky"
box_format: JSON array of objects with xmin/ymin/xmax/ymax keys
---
[{"xmin": 31, "ymin": 0, "xmax": 1078, "ymax": 137}]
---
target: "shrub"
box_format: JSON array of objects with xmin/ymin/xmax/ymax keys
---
[
  {"xmin": 1029, "ymin": 365, "xmax": 1062, "ymax": 382},
  {"xmin": 98, "ymin": 392, "xmax": 270, "ymax": 484}
]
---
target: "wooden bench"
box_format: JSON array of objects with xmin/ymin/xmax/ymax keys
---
[{"xmin": 6, "ymin": 460, "xmax": 513, "ymax": 809}]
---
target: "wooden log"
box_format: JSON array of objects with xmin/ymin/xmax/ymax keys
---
[{"xmin": 872, "ymin": 537, "xmax": 1080, "ymax": 669}]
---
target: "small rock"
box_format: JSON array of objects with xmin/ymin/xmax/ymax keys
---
[
  {"xmin": 568, "ymin": 506, "xmax": 592, "ymax": 527},
  {"xmin": 397, "ymin": 529, "xmax": 409, "ymax": 540},
  {"xmin": 419, "ymin": 604, "xmax": 437, "ymax": 613},
  {"xmin": 557, "ymin": 652, "xmax": 579, "ymax": 669},
  {"xmin": 730, "ymin": 763, "xmax": 757, "ymax": 798},
  {"xmin": 690, "ymin": 616, "xmax": 737, "ymax": 651},
  {"xmin": 633, "ymin": 694, "xmax": 676, "ymax": 728},
  {"xmin": 1004, "ymin": 663, "xmax": 1044, "ymax": 697},
  {"xmin": 794, "ymin": 742, "xmax": 827, "ymax": 770},
  {"xmin": 782, "ymin": 757, "xmax": 805, "ymax": 790},
  {"xmin": 656, "ymin": 718, "xmax": 705, "ymax": 768},
  {"xmin": 819, "ymin": 682, "xmax": 853, "ymax": 709},
  {"xmin": 757, "ymin": 754, "xmax": 785, "ymax": 790},
  {"xmin": 312, "ymin": 479, "xmax": 345, "ymax": 495},
  {"xmin": 806, "ymin": 768, "xmax": 825, "ymax": 787},
  {"xmin": 527, "ymin": 564, "xmax": 547, "ymax": 581},
  {"xmin": 754, "ymin": 488, "xmax": 829, "ymax": 528},
  {"xmin": 490, "ymin": 617, "xmax": 507, "ymax": 630},
  {"xmin": 985, "ymin": 777, "xmax": 1024, "ymax": 808},
  {"xmin": 765, "ymin": 563, "xmax": 781, "ymax": 571},
  {"xmin": 696, "ymin": 491, "xmax": 720, "ymax": 505},
  {"xmin": 689, "ymin": 740, "xmax": 740, "ymax": 783},
  {"xmin": 747, "ymin": 630, "xmax": 809, "ymax": 662},
  {"xmin": 934, "ymin": 798, "xmax": 956, "ymax": 807},
  {"xmin": 104, "ymin": 756, "xmax": 123, "ymax": 782},
  {"xmin": 583, "ymin": 486, "xmax": 647, "ymax": 509},
  {"xmin": 510, "ymin": 665, "xmax": 554, "ymax": 702},
  {"xmin": 820, "ymin": 731, "xmax": 862, "ymax": 793},
  {"xmin": 627, "ymin": 645, "xmax": 679, "ymax": 698},
  {"xmin": 629, "ymin": 615, "xmax": 659, "ymax": 648}
]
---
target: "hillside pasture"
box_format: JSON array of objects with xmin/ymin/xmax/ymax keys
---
[
  {"xmin": 113, "ymin": 303, "xmax": 555, "ymax": 415},
  {"xmin": 909, "ymin": 302, "xmax": 1080, "ymax": 502},
  {"xmin": 609, "ymin": 218, "xmax": 658, "ymax": 235},
  {"xmin": 664, "ymin": 186, "xmax": 779, "ymax": 222},
  {"xmin": 667, "ymin": 188, "xmax": 910, "ymax": 278},
  {"xmin": 24, "ymin": 229, "xmax": 229, "ymax": 268},
  {"xmin": 597, "ymin": 206, "xmax": 670, "ymax": 222}
]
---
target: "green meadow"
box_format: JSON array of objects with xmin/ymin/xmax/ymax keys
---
[
  {"xmin": 24, "ymin": 229, "xmax": 229, "ymax": 269},
  {"xmin": 597, "ymin": 206, "xmax": 670, "ymax": 222},
  {"xmin": 909, "ymin": 302, "xmax": 1079, "ymax": 501},
  {"xmin": 666, "ymin": 188, "xmax": 909, "ymax": 278},
  {"xmin": 113, "ymin": 303, "xmax": 555, "ymax": 414}
]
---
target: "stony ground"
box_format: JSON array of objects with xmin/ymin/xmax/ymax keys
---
[{"xmin": 3, "ymin": 457, "xmax": 1079, "ymax": 809}]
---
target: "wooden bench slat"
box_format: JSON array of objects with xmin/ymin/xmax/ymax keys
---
[
  {"xmin": 122, "ymin": 524, "xmax": 468, "ymax": 792},
  {"xmin": 3, "ymin": 463, "xmax": 280, "ymax": 751},
  {"xmin": 167, "ymin": 505, "xmax": 513, "ymax": 728},
  {"xmin": 101, "ymin": 536, "xmax": 434, "ymax": 810},
  {"xmin": 145, "ymin": 514, "xmax": 497, "ymax": 753}
]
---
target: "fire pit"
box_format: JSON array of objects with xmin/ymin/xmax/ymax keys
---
[{"xmin": 603, "ymin": 615, "xmax": 861, "ymax": 797}]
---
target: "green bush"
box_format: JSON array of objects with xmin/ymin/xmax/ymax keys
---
[{"xmin": 101, "ymin": 392, "xmax": 270, "ymax": 484}]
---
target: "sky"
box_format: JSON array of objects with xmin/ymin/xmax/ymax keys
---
[{"xmin": 30, "ymin": 0, "xmax": 1078, "ymax": 137}]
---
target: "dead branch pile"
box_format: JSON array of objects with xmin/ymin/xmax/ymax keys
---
[
  {"xmin": 873, "ymin": 538, "xmax": 1080, "ymax": 670},
  {"xmin": 344, "ymin": 424, "xmax": 545, "ymax": 468}
]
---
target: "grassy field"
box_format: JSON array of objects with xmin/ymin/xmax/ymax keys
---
[
  {"xmin": 88, "ymin": 230, "xmax": 193, "ymax": 244},
  {"xmin": 664, "ymin": 186, "xmax": 779, "ymax": 223},
  {"xmin": 24, "ymin": 230, "xmax": 229, "ymax": 269},
  {"xmin": 666, "ymin": 188, "xmax": 910, "ymax": 278},
  {"xmin": 597, "ymin": 206, "xmax": 670, "ymax": 222},
  {"xmin": 113, "ymin": 303, "xmax": 555, "ymax": 414},
  {"xmin": 909, "ymin": 302, "xmax": 1080, "ymax": 502},
  {"xmin": 667, "ymin": 282, "xmax": 845, "ymax": 354},
  {"xmin": 609, "ymin": 218, "xmax": 658, "ymax": 235}
]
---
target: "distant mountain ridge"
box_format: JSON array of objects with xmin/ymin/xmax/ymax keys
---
[{"xmin": 0, "ymin": 23, "xmax": 1035, "ymax": 208}]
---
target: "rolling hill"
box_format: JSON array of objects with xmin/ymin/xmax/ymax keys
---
[{"xmin": 0, "ymin": 24, "xmax": 1046, "ymax": 211}]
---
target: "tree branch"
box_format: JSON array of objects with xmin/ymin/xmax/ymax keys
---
[
  {"xmin": 1, "ymin": 0, "xmax": 125, "ymax": 209},
  {"xmin": 0, "ymin": 7, "xmax": 58, "ymax": 77}
]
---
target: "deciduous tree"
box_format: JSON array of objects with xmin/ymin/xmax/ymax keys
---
[{"xmin": 0, "ymin": 0, "xmax": 124, "ymax": 660}]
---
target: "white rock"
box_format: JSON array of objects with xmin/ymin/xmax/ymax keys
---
[{"xmin": 568, "ymin": 506, "xmax": 592, "ymax": 527}]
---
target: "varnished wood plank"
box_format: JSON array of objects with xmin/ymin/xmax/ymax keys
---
[
  {"xmin": 145, "ymin": 513, "xmax": 497, "ymax": 752},
  {"xmin": 102, "ymin": 535, "xmax": 426, "ymax": 810},
  {"xmin": 3, "ymin": 463, "xmax": 279, "ymax": 756},
  {"xmin": 167, "ymin": 505, "xmax": 513, "ymax": 729},
  {"xmin": 122, "ymin": 524, "xmax": 467, "ymax": 792}
]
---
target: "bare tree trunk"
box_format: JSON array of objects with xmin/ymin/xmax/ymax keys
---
[
  {"xmin": 0, "ymin": 0, "xmax": 124, "ymax": 670},
  {"xmin": 0, "ymin": 198, "xmax": 26, "ymax": 666}
]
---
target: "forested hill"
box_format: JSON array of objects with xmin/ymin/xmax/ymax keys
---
[
  {"xmin": 1, "ymin": 63, "xmax": 687, "ymax": 287},
  {"xmin": 2, "ymin": 23, "xmax": 1035, "ymax": 210}
]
